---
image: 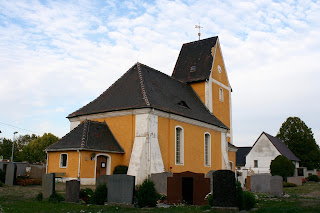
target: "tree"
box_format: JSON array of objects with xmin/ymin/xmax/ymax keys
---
[
  {"xmin": 0, "ymin": 138, "xmax": 14, "ymax": 160},
  {"xmin": 21, "ymin": 133, "xmax": 58, "ymax": 163},
  {"xmin": 276, "ymin": 117, "xmax": 320, "ymax": 169},
  {"xmin": 270, "ymin": 155, "xmax": 295, "ymax": 180}
]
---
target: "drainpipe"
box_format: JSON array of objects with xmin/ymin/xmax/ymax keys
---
[{"xmin": 78, "ymin": 150, "xmax": 81, "ymax": 180}]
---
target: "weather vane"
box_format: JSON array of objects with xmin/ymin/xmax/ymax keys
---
[{"xmin": 195, "ymin": 23, "xmax": 203, "ymax": 40}]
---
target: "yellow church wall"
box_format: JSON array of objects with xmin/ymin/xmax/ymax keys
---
[
  {"xmin": 47, "ymin": 151, "xmax": 79, "ymax": 178},
  {"xmin": 190, "ymin": 81, "xmax": 206, "ymax": 104},
  {"xmin": 79, "ymin": 151, "xmax": 124, "ymax": 178},
  {"xmin": 211, "ymin": 42, "xmax": 230, "ymax": 87},
  {"xmin": 212, "ymin": 83, "xmax": 230, "ymax": 129},
  {"xmin": 91, "ymin": 115, "xmax": 135, "ymax": 166},
  {"xmin": 158, "ymin": 116, "xmax": 223, "ymax": 175},
  {"xmin": 228, "ymin": 151, "xmax": 236, "ymax": 172}
]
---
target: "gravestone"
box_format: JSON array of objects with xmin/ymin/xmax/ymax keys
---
[
  {"xmin": 212, "ymin": 170, "xmax": 236, "ymax": 207},
  {"xmin": 150, "ymin": 172, "xmax": 172, "ymax": 195},
  {"xmin": 107, "ymin": 174, "xmax": 135, "ymax": 204},
  {"xmin": 5, "ymin": 163, "xmax": 17, "ymax": 186},
  {"xmin": 66, "ymin": 180, "xmax": 80, "ymax": 203},
  {"xmin": 42, "ymin": 173, "xmax": 55, "ymax": 199},
  {"xmin": 96, "ymin": 175, "xmax": 108, "ymax": 188},
  {"xmin": 30, "ymin": 165, "xmax": 46, "ymax": 179},
  {"xmin": 287, "ymin": 177, "xmax": 302, "ymax": 186},
  {"xmin": 250, "ymin": 174, "xmax": 271, "ymax": 193},
  {"xmin": 15, "ymin": 162, "xmax": 28, "ymax": 177},
  {"xmin": 270, "ymin": 176, "xmax": 283, "ymax": 196}
]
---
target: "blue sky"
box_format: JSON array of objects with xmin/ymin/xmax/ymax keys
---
[{"xmin": 0, "ymin": 0, "xmax": 319, "ymax": 146}]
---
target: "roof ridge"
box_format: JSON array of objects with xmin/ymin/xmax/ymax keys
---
[
  {"xmin": 137, "ymin": 62, "xmax": 150, "ymax": 106},
  {"xmin": 80, "ymin": 120, "xmax": 90, "ymax": 148},
  {"xmin": 182, "ymin": 36, "xmax": 218, "ymax": 46}
]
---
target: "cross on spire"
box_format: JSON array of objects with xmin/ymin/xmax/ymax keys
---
[{"xmin": 195, "ymin": 23, "xmax": 203, "ymax": 40}]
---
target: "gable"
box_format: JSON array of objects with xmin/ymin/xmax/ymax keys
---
[
  {"xmin": 247, "ymin": 133, "xmax": 281, "ymax": 158},
  {"xmin": 211, "ymin": 41, "xmax": 230, "ymax": 88}
]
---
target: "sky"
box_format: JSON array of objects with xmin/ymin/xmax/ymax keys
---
[{"xmin": 0, "ymin": 0, "xmax": 319, "ymax": 147}]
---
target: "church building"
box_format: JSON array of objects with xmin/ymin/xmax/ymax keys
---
[{"xmin": 46, "ymin": 36, "xmax": 236, "ymax": 185}]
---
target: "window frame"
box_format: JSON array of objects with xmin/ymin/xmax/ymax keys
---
[
  {"xmin": 175, "ymin": 126, "xmax": 184, "ymax": 165},
  {"xmin": 254, "ymin": 160, "xmax": 258, "ymax": 168},
  {"xmin": 204, "ymin": 132, "xmax": 211, "ymax": 167},
  {"xmin": 60, "ymin": 153, "xmax": 68, "ymax": 168},
  {"xmin": 219, "ymin": 87, "xmax": 224, "ymax": 102}
]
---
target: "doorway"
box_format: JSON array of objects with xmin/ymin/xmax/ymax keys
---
[
  {"xmin": 182, "ymin": 177, "xmax": 193, "ymax": 204},
  {"xmin": 96, "ymin": 155, "xmax": 108, "ymax": 179}
]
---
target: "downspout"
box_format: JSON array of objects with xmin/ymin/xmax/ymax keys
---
[
  {"xmin": 78, "ymin": 150, "xmax": 81, "ymax": 180},
  {"xmin": 45, "ymin": 151, "xmax": 48, "ymax": 174}
]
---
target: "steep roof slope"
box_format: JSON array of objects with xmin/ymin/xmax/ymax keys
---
[
  {"xmin": 236, "ymin": 147, "xmax": 251, "ymax": 166},
  {"xmin": 68, "ymin": 63, "xmax": 228, "ymax": 130},
  {"xmin": 172, "ymin": 37, "xmax": 218, "ymax": 83},
  {"xmin": 264, "ymin": 132, "xmax": 300, "ymax": 162},
  {"xmin": 46, "ymin": 120, "xmax": 124, "ymax": 153}
]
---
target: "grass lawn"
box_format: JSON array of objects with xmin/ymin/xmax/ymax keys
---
[{"xmin": 0, "ymin": 182, "xmax": 320, "ymax": 212}]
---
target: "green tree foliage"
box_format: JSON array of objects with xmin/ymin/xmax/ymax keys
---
[
  {"xmin": 113, "ymin": 165, "xmax": 128, "ymax": 174},
  {"xmin": 0, "ymin": 138, "xmax": 14, "ymax": 160},
  {"xmin": 276, "ymin": 117, "xmax": 320, "ymax": 169},
  {"xmin": 135, "ymin": 179, "xmax": 159, "ymax": 208},
  {"xmin": 21, "ymin": 133, "xmax": 58, "ymax": 163},
  {"xmin": 270, "ymin": 155, "xmax": 295, "ymax": 180}
]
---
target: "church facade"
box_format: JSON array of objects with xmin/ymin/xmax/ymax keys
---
[{"xmin": 46, "ymin": 36, "xmax": 236, "ymax": 185}]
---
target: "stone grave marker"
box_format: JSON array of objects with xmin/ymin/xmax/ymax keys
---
[
  {"xmin": 206, "ymin": 170, "xmax": 216, "ymax": 192},
  {"xmin": 96, "ymin": 175, "xmax": 108, "ymax": 188},
  {"xmin": 30, "ymin": 165, "xmax": 46, "ymax": 179},
  {"xmin": 150, "ymin": 172, "xmax": 172, "ymax": 195},
  {"xmin": 42, "ymin": 173, "xmax": 55, "ymax": 199},
  {"xmin": 66, "ymin": 180, "xmax": 80, "ymax": 203},
  {"xmin": 5, "ymin": 163, "xmax": 17, "ymax": 186},
  {"xmin": 250, "ymin": 174, "xmax": 271, "ymax": 193},
  {"xmin": 212, "ymin": 170, "xmax": 237, "ymax": 207},
  {"xmin": 287, "ymin": 176, "xmax": 302, "ymax": 186},
  {"xmin": 108, "ymin": 174, "xmax": 135, "ymax": 204},
  {"xmin": 270, "ymin": 176, "xmax": 283, "ymax": 196}
]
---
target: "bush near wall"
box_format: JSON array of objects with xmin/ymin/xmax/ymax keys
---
[
  {"xmin": 306, "ymin": 175, "xmax": 319, "ymax": 182},
  {"xmin": 16, "ymin": 176, "xmax": 41, "ymax": 186},
  {"xmin": 135, "ymin": 179, "xmax": 159, "ymax": 208},
  {"xmin": 113, "ymin": 165, "xmax": 128, "ymax": 174}
]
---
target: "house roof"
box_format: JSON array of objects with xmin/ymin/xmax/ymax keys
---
[
  {"xmin": 263, "ymin": 132, "xmax": 300, "ymax": 162},
  {"xmin": 172, "ymin": 36, "xmax": 218, "ymax": 83},
  {"xmin": 236, "ymin": 147, "xmax": 251, "ymax": 166},
  {"xmin": 68, "ymin": 63, "xmax": 228, "ymax": 130},
  {"xmin": 46, "ymin": 120, "xmax": 125, "ymax": 153}
]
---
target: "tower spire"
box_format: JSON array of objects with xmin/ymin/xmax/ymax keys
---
[{"xmin": 195, "ymin": 23, "xmax": 203, "ymax": 40}]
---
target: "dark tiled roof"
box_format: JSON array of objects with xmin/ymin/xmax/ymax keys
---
[
  {"xmin": 46, "ymin": 120, "xmax": 125, "ymax": 153},
  {"xmin": 228, "ymin": 143, "xmax": 238, "ymax": 151},
  {"xmin": 264, "ymin": 132, "xmax": 300, "ymax": 162},
  {"xmin": 68, "ymin": 63, "xmax": 228, "ymax": 130},
  {"xmin": 236, "ymin": 147, "xmax": 251, "ymax": 166},
  {"xmin": 172, "ymin": 37, "xmax": 218, "ymax": 83}
]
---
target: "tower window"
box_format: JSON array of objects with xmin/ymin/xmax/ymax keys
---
[
  {"xmin": 175, "ymin": 126, "xmax": 184, "ymax": 165},
  {"xmin": 219, "ymin": 88, "xmax": 224, "ymax": 102},
  {"xmin": 204, "ymin": 133, "xmax": 211, "ymax": 166}
]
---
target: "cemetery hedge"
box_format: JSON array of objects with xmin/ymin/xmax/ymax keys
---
[
  {"xmin": 306, "ymin": 174, "xmax": 319, "ymax": 182},
  {"xmin": 135, "ymin": 179, "xmax": 159, "ymax": 208},
  {"xmin": 270, "ymin": 155, "xmax": 295, "ymax": 180},
  {"xmin": 113, "ymin": 165, "xmax": 128, "ymax": 174}
]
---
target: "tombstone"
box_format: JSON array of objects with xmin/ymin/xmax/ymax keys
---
[
  {"xmin": 107, "ymin": 174, "xmax": 135, "ymax": 204},
  {"xmin": 250, "ymin": 174, "xmax": 271, "ymax": 193},
  {"xmin": 270, "ymin": 176, "xmax": 283, "ymax": 196},
  {"xmin": 212, "ymin": 170, "xmax": 236, "ymax": 207},
  {"xmin": 206, "ymin": 170, "xmax": 216, "ymax": 192},
  {"xmin": 15, "ymin": 162, "xmax": 28, "ymax": 177},
  {"xmin": 167, "ymin": 171, "xmax": 210, "ymax": 205},
  {"xmin": 42, "ymin": 173, "xmax": 55, "ymax": 199},
  {"xmin": 287, "ymin": 177, "xmax": 302, "ymax": 186},
  {"xmin": 96, "ymin": 175, "xmax": 108, "ymax": 188},
  {"xmin": 66, "ymin": 180, "xmax": 80, "ymax": 203},
  {"xmin": 150, "ymin": 172, "xmax": 173, "ymax": 195},
  {"xmin": 30, "ymin": 165, "xmax": 46, "ymax": 179},
  {"xmin": 5, "ymin": 163, "xmax": 17, "ymax": 186},
  {"xmin": 0, "ymin": 162, "xmax": 9, "ymax": 172}
]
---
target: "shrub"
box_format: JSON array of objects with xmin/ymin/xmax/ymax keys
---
[
  {"xmin": 0, "ymin": 169, "xmax": 5, "ymax": 183},
  {"xmin": 283, "ymin": 182, "xmax": 297, "ymax": 187},
  {"xmin": 92, "ymin": 184, "xmax": 108, "ymax": 205},
  {"xmin": 306, "ymin": 175, "xmax": 319, "ymax": 182},
  {"xmin": 270, "ymin": 155, "xmax": 295, "ymax": 180},
  {"xmin": 135, "ymin": 179, "xmax": 159, "ymax": 208},
  {"xmin": 48, "ymin": 192, "xmax": 65, "ymax": 203},
  {"xmin": 206, "ymin": 193, "xmax": 213, "ymax": 207},
  {"xmin": 36, "ymin": 192, "xmax": 43, "ymax": 201},
  {"xmin": 113, "ymin": 165, "xmax": 128, "ymax": 174},
  {"xmin": 243, "ymin": 191, "xmax": 256, "ymax": 210},
  {"xmin": 79, "ymin": 188, "xmax": 94, "ymax": 204},
  {"xmin": 16, "ymin": 178, "xmax": 41, "ymax": 186},
  {"xmin": 236, "ymin": 181, "xmax": 244, "ymax": 210},
  {"xmin": 302, "ymin": 178, "xmax": 307, "ymax": 183},
  {"xmin": 0, "ymin": 181, "xmax": 3, "ymax": 187}
]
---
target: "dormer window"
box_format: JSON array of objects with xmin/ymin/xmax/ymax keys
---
[
  {"xmin": 190, "ymin": 66, "xmax": 196, "ymax": 72},
  {"xmin": 178, "ymin": 101, "xmax": 190, "ymax": 109}
]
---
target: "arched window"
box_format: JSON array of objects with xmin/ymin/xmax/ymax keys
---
[
  {"xmin": 175, "ymin": 126, "xmax": 184, "ymax": 165},
  {"xmin": 204, "ymin": 133, "xmax": 211, "ymax": 166}
]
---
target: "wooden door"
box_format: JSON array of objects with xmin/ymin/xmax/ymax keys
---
[{"xmin": 96, "ymin": 156, "xmax": 107, "ymax": 178}]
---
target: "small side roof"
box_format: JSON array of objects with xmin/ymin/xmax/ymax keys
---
[
  {"xmin": 263, "ymin": 132, "xmax": 300, "ymax": 162},
  {"xmin": 236, "ymin": 147, "xmax": 251, "ymax": 166},
  {"xmin": 172, "ymin": 36, "xmax": 218, "ymax": 83},
  {"xmin": 46, "ymin": 120, "xmax": 124, "ymax": 153}
]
